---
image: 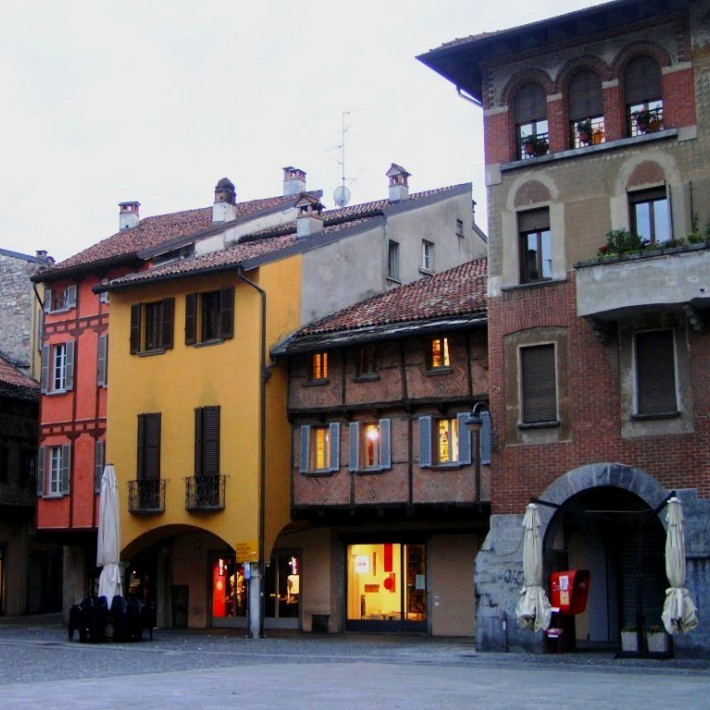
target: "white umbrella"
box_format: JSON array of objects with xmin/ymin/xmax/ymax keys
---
[
  {"xmin": 97, "ymin": 463, "xmax": 122, "ymax": 601},
  {"xmin": 515, "ymin": 503, "xmax": 552, "ymax": 632},
  {"xmin": 661, "ymin": 497, "xmax": 698, "ymax": 635}
]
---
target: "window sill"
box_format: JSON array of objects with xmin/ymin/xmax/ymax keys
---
[
  {"xmin": 192, "ymin": 338, "xmax": 225, "ymax": 349},
  {"xmin": 386, "ymin": 276, "xmax": 401, "ymax": 285},
  {"xmin": 631, "ymin": 411, "xmax": 681, "ymax": 421},
  {"xmin": 353, "ymin": 374, "xmax": 380, "ymax": 382},
  {"xmin": 419, "ymin": 268, "xmax": 434, "ymax": 276},
  {"xmin": 502, "ymin": 278, "xmax": 566, "ymax": 293},
  {"xmin": 301, "ymin": 469, "xmax": 336, "ymax": 477},
  {"xmin": 303, "ymin": 379, "xmax": 330, "ymax": 387},
  {"xmin": 354, "ymin": 466, "xmax": 387, "ymax": 475},
  {"xmin": 426, "ymin": 463, "xmax": 466, "ymax": 470},
  {"xmin": 136, "ymin": 348, "xmax": 167, "ymax": 357},
  {"xmin": 46, "ymin": 389, "xmax": 69, "ymax": 396},
  {"xmin": 424, "ymin": 367, "xmax": 452, "ymax": 376},
  {"xmin": 42, "ymin": 493, "xmax": 65, "ymax": 499},
  {"xmin": 518, "ymin": 420, "xmax": 561, "ymax": 430}
]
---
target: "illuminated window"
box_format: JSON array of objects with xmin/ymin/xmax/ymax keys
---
[
  {"xmin": 310, "ymin": 352, "xmax": 328, "ymax": 381},
  {"xmin": 348, "ymin": 420, "xmax": 391, "ymax": 471},
  {"xmin": 299, "ymin": 423, "xmax": 340, "ymax": 473},
  {"xmin": 427, "ymin": 337, "xmax": 450, "ymax": 370},
  {"xmin": 418, "ymin": 414, "xmax": 472, "ymax": 467}
]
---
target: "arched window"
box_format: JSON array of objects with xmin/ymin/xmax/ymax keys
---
[
  {"xmin": 568, "ymin": 70, "xmax": 604, "ymax": 148},
  {"xmin": 624, "ymin": 56, "xmax": 663, "ymax": 136},
  {"xmin": 514, "ymin": 83, "xmax": 548, "ymax": 160}
]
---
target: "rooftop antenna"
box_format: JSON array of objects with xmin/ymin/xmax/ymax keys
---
[{"xmin": 331, "ymin": 110, "xmax": 362, "ymax": 207}]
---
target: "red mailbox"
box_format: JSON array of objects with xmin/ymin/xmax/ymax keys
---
[{"xmin": 550, "ymin": 569, "xmax": 590, "ymax": 615}]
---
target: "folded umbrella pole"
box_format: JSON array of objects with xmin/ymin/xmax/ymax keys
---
[{"xmin": 516, "ymin": 503, "xmax": 552, "ymax": 632}]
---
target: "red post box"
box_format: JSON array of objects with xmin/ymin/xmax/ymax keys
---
[{"xmin": 550, "ymin": 569, "xmax": 590, "ymax": 615}]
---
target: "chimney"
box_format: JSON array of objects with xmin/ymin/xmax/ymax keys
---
[
  {"xmin": 386, "ymin": 163, "xmax": 411, "ymax": 202},
  {"xmin": 283, "ymin": 166, "xmax": 307, "ymax": 196},
  {"xmin": 119, "ymin": 201, "xmax": 141, "ymax": 230},
  {"xmin": 213, "ymin": 178, "xmax": 237, "ymax": 222},
  {"xmin": 294, "ymin": 193, "xmax": 324, "ymax": 238}
]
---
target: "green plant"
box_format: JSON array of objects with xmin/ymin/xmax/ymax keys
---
[
  {"xmin": 605, "ymin": 228, "xmax": 644, "ymax": 255},
  {"xmin": 635, "ymin": 109, "xmax": 652, "ymax": 131},
  {"xmin": 687, "ymin": 213, "xmax": 703, "ymax": 244},
  {"xmin": 647, "ymin": 624, "xmax": 662, "ymax": 634},
  {"xmin": 664, "ymin": 236, "xmax": 687, "ymax": 248},
  {"xmin": 621, "ymin": 623, "xmax": 637, "ymax": 632},
  {"xmin": 576, "ymin": 118, "xmax": 592, "ymax": 135}
]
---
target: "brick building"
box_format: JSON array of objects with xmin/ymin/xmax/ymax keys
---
[
  {"xmin": 420, "ymin": 0, "xmax": 710, "ymax": 655},
  {"xmin": 272, "ymin": 259, "xmax": 490, "ymax": 635}
]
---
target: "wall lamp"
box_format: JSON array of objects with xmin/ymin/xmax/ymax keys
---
[{"xmin": 464, "ymin": 401, "xmax": 491, "ymax": 502}]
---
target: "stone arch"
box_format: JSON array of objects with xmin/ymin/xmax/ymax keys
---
[
  {"xmin": 556, "ymin": 55, "xmax": 612, "ymax": 93},
  {"xmin": 612, "ymin": 41, "xmax": 673, "ymax": 77},
  {"xmin": 500, "ymin": 68, "xmax": 555, "ymax": 108}
]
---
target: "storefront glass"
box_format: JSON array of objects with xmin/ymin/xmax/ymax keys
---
[
  {"xmin": 265, "ymin": 552, "xmax": 300, "ymax": 619},
  {"xmin": 210, "ymin": 556, "xmax": 248, "ymax": 618}
]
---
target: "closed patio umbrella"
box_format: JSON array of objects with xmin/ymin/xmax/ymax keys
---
[
  {"xmin": 515, "ymin": 503, "xmax": 552, "ymax": 632},
  {"xmin": 97, "ymin": 464, "xmax": 122, "ymax": 601},
  {"xmin": 661, "ymin": 497, "xmax": 698, "ymax": 635}
]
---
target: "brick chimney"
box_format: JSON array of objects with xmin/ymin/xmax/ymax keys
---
[
  {"xmin": 386, "ymin": 163, "xmax": 411, "ymax": 202},
  {"xmin": 283, "ymin": 166, "xmax": 307, "ymax": 196},
  {"xmin": 295, "ymin": 193, "xmax": 324, "ymax": 237},
  {"xmin": 213, "ymin": 178, "xmax": 237, "ymax": 222},
  {"xmin": 119, "ymin": 201, "xmax": 140, "ymax": 230}
]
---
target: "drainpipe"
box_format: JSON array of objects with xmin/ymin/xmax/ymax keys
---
[{"xmin": 237, "ymin": 266, "xmax": 267, "ymax": 639}]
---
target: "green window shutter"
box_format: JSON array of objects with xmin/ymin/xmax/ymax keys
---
[
  {"xmin": 97, "ymin": 334, "xmax": 108, "ymax": 387},
  {"xmin": 60, "ymin": 444, "xmax": 71, "ymax": 495},
  {"xmin": 220, "ymin": 287, "xmax": 234, "ymax": 340},
  {"xmin": 65, "ymin": 284, "xmax": 77, "ymax": 309},
  {"xmin": 348, "ymin": 422, "xmax": 360, "ymax": 471},
  {"xmin": 40, "ymin": 345, "xmax": 49, "ymax": 393},
  {"xmin": 457, "ymin": 412, "xmax": 472, "ymax": 465},
  {"xmin": 161, "ymin": 298, "xmax": 174, "ymax": 349},
  {"xmin": 299, "ymin": 426, "xmax": 310, "ymax": 473},
  {"xmin": 185, "ymin": 293, "xmax": 197, "ymax": 345},
  {"xmin": 418, "ymin": 416, "xmax": 432, "ymax": 467},
  {"xmin": 379, "ymin": 418, "xmax": 391, "ymax": 469},
  {"xmin": 64, "ymin": 340, "xmax": 75, "ymax": 391},
  {"xmin": 480, "ymin": 410, "xmax": 492, "ymax": 465},
  {"xmin": 37, "ymin": 447, "xmax": 45, "ymax": 497},
  {"xmin": 94, "ymin": 440, "xmax": 105, "ymax": 493},
  {"xmin": 328, "ymin": 422, "xmax": 340, "ymax": 472},
  {"xmin": 130, "ymin": 304, "xmax": 141, "ymax": 354}
]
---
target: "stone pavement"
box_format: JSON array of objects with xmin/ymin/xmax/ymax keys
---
[{"xmin": 1, "ymin": 616, "xmax": 709, "ymax": 709}]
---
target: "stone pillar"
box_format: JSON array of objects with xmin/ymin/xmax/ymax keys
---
[
  {"xmin": 247, "ymin": 563, "xmax": 263, "ymax": 638},
  {"xmin": 62, "ymin": 545, "xmax": 88, "ymax": 622}
]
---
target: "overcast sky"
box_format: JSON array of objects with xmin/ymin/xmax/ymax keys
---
[{"xmin": 0, "ymin": 0, "xmax": 602, "ymax": 262}]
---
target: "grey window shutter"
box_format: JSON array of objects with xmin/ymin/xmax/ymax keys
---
[
  {"xmin": 60, "ymin": 444, "xmax": 71, "ymax": 495},
  {"xmin": 94, "ymin": 440, "xmax": 105, "ymax": 493},
  {"xmin": 37, "ymin": 447, "xmax": 45, "ymax": 497},
  {"xmin": 480, "ymin": 410, "xmax": 492, "ymax": 465},
  {"xmin": 348, "ymin": 422, "xmax": 360, "ymax": 471},
  {"xmin": 418, "ymin": 416, "xmax": 432, "ymax": 467},
  {"xmin": 636, "ymin": 330, "xmax": 677, "ymax": 414},
  {"xmin": 64, "ymin": 340, "xmax": 75, "ymax": 391},
  {"xmin": 457, "ymin": 412, "xmax": 472, "ymax": 465},
  {"xmin": 625, "ymin": 56, "xmax": 662, "ymax": 104},
  {"xmin": 380, "ymin": 418, "xmax": 391, "ymax": 469},
  {"xmin": 329, "ymin": 422, "xmax": 340, "ymax": 472},
  {"xmin": 44, "ymin": 288, "xmax": 52, "ymax": 313},
  {"xmin": 65, "ymin": 284, "xmax": 77, "ymax": 309},
  {"xmin": 521, "ymin": 344, "xmax": 557, "ymax": 423},
  {"xmin": 40, "ymin": 345, "xmax": 49, "ymax": 393},
  {"xmin": 299, "ymin": 426, "xmax": 310, "ymax": 473},
  {"xmin": 514, "ymin": 83, "xmax": 547, "ymax": 123},
  {"xmin": 220, "ymin": 287, "xmax": 234, "ymax": 340},
  {"xmin": 185, "ymin": 293, "xmax": 197, "ymax": 345},
  {"xmin": 568, "ymin": 70, "xmax": 603, "ymax": 121},
  {"xmin": 130, "ymin": 304, "xmax": 141, "ymax": 354},
  {"xmin": 97, "ymin": 334, "xmax": 108, "ymax": 387}
]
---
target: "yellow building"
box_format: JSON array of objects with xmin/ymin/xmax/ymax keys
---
[{"xmin": 101, "ymin": 169, "xmax": 483, "ymax": 634}]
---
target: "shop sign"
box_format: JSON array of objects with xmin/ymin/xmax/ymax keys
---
[{"xmin": 235, "ymin": 541, "xmax": 258, "ymax": 562}]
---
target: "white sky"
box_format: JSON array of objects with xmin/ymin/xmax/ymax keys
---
[{"xmin": 0, "ymin": 0, "xmax": 602, "ymax": 262}]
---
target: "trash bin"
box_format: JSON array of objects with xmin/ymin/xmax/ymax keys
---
[{"xmin": 312, "ymin": 614, "xmax": 329, "ymax": 633}]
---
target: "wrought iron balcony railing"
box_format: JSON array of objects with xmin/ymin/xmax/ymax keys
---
[
  {"xmin": 185, "ymin": 474, "xmax": 225, "ymax": 511},
  {"xmin": 128, "ymin": 479, "xmax": 165, "ymax": 513}
]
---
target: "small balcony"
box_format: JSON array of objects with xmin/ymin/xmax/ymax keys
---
[
  {"xmin": 575, "ymin": 242, "xmax": 710, "ymax": 336},
  {"xmin": 128, "ymin": 479, "xmax": 165, "ymax": 514},
  {"xmin": 185, "ymin": 474, "xmax": 225, "ymax": 511}
]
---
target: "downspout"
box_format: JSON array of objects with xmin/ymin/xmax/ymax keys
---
[
  {"xmin": 456, "ymin": 86, "xmax": 482, "ymax": 108},
  {"xmin": 237, "ymin": 266, "xmax": 267, "ymax": 639}
]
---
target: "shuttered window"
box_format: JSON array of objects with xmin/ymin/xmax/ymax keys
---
[
  {"xmin": 130, "ymin": 299, "xmax": 175, "ymax": 353},
  {"xmin": 514, "ymin": 83, "xmax": 547, "ymax": 123},
  {"xmin": 41, "ymin": 341, "xmax": 75, "ymax": 393},
  {"xmin": 185, "ymin": 287, "xmax": 235, "ymax": 345},
  {"xmin": 635, "ymin": 330, "xmax": 677, "ymax": 415},
  {"xmin": 195, "ymin": 406, "xmax": 220, "ymax": 476},
  {"xmin": 418, "ymin": 414, "xmax": 471, "ymax": 467},
  {"xmin": 97, "ymin": 334, "xmax": 108, "ymax": 387},
  {"xmin": 625, "ymin": 56, "xmax": 661, "ymax": 105},
  {"xmin": 568, "ymin": 70, "xmax": 603, "ymax": 121},
  {"xmin": 41, "ymin": 444, "xmax": 71, "ymax": 496},
  {"xmin": 137, "ymin": 413, "xmax": 161, "ymax": 480},
  {"xmin": 348, "ymin": 419, "xmax": 391, "ymax": 471},
  {"xmin": 521, "ymin": 344, "xmax": 557, "ymax": 424},
  {"xmin": 94, "ymin": 440, "xmax": 105, "ymax": 493},
  {"xmin": 299, "ymin": 423, "xmax": 340, "ymax": 473}
]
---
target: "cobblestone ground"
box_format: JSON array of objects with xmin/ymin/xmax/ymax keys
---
[{"xmin": 1, "ymin": 618, "xmax": 709, "ymax": 709}]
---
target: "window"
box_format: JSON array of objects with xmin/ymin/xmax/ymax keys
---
[
  {"xmin": 356, "ymin": 345, "xmax": 377, "ymax": 377},
  {"xmin": 299, "ymin": 423, "xmax": 340, "ymax": 473},
  {"xmin": 97, "ymin": 333, "xmax": 108, "ymax": 387},
  {"xmin": 185, "ymin": 287, "xmax": 234, "ymax": 345},
  {"xmin": 426, "ymin": 337, "xmax": 450, "ymax": 370},
  {"xmin": 568, "ymin": 70, "xmax": 604, "ymax": 147},
  {"xmin": 421, "ymin": 240, "xmax": 434, "ymax": 272},
  {"xmin": 40, "ymin": 340, "xmax": 75, "ymax": 393},
  {"xmin": 348, "ymin": 420, "xmax": 391, "ymax": 471},
  {"xmin": 43, "ymin": 285, "xmax": 77, "ymax": 313},
  {"xmin": 515, "ymin": 83, "xmax": 549, "ymax": 159},
  {"xmin": 94, "ymin": 440, "xmax": 105, "ymax": 493},
  {"xmin": 137, "ymin": 413, "xmax": 161, "ymax": 480},
  {"xmin": 630, "ymin": 188, "xmax": 670, "ymax": 245},
  {"xmin": 456, "ymin": 219, "xmax": 464, "ymax": 238},
  {"xmin": 37, "ymin": 444, "xmax": 71, "ymax": 497},
  {"xmin": 130, "ymin": 298, "xmax": 174, "ymax": 354},
  {"xmin": 625, "ymin": 56, "xmax": 663, "ymax": 136},
  {"xmin": 519, "ymin": 209, "xmax": 552, "ymax": 283},
  {"xmin": 635, "ymin": 330, "xmax": 677, "ymax": 416},
  {"xmin": 418, "ymin": 414, "xmax": 472, "ymax": 467},
  {"xmin": 195, "ymin": 406, "xmax": 220, "ymax": 477},
  {"xmin": 387, "ymin": 241, "xmax": 400, "ymax": 281},
  {"xmin": 520, "ymin": 344, "xmax": 557, "ymax": 424},
  {"xmin": 310, "ymin": 352, "xmax": 328, "ymax": 381}
]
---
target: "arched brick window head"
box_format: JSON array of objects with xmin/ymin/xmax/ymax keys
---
[
  {"xmin": 624, "ymin": 56, "xmax": 663, "ymax": 136},
  {"xmin": 514, "ymin": 83, "xmax": 549, "ymax": 160}
]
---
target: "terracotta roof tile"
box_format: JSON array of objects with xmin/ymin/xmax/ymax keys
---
[{"xmin": 0, "ymin": 355, "xmax": 39, "ymax": 399}]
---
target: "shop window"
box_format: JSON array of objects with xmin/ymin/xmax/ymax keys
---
[
  {"xmin": 625, "ymin": 56, "xmax": 663, "ymax": 136},
  {"xmin": 185, "ymin": 287, "xmax": 234, "ymax": 345},
  {"xmin": 520, "ymin": 343, "xmax": 558, "ymax": 425},
  {"xmin": 44, "ymin": 284, "xmax": 77, "ymax": 313},
  {"xmin": 348, "ymin": 420, "xmax": 391, "ymax": 472},
  {"xmin": 265, "ymin": 552, "xmax": 301, "ymax": 620},
  {"xmin": 568, "ymin": 70, "xmax": 605, "ymax": 147},
  {"xmin": 629, "ymin": 187, "xmax": 670, "ymax": 245},
  {"xmin": 37, "ymin": 444, "xmax": 71, "ymax": 497},
  {"xmin": 130, "ymin": 298, "xmax": 175, "ymax": 354},
  {"xmin": 309, "ymin": 352, "xmax": 328, "ymax": 382},
  {"xmin": 515, "ymin": 83, "xmax": 549, "ymax": 159},
  {"xmin": 387, "ymin": 240, "xmax": 400, "ymax": 281},
  {"xmin": 635, "ymin": 330, "xmax": 677, "ymax": 417},
  {"xmin": 519, "ymin": 208, "xmax": 551, "ymax": 283},
  {"xmin": 356, "ymin": 345, "xmax": 377, "ymax": 378},
  {"xmin": 211, "ymin": 556, "xmax": 248, "ymax": 619},
  {"xmin": 426, "ymin": 337, "xmax": 450, "ymax": 370},
  {"xmin": 299, "ymin": 423, "xmax": 340, "ymax": 473},
  {"xmin": 420, "ymin": 240, "xmax": 434, "ymax": 272},
  {"xmin": 40, "ymin": 340, "xmax": 75, "ymax": 394},
  {"xmin": 418, "ymin": 413, "xmax": 472, "ymax": 467}
]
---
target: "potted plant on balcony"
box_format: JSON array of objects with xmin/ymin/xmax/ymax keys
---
[
  {"xmin": 522, "ymin": 134, "xmax": 538, "ymax": 156},
  {"xmin": 635, "ymin": 109, "xmax": 652, "ymax": 133},
  {"xmin": 576, "ymin": 118, "xmax": 592, "ymax": 144}
]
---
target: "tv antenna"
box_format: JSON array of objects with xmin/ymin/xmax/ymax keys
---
[{"xmin": 331, "ymin": 110, "xmax": 362, "ymax": 207}]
